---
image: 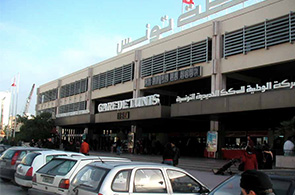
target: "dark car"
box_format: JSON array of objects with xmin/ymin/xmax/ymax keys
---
[
  {"xmin": 209, "ymin": 169, "xmax": 295, "ymax": 195},
  {"xmin": 0, "ymin": 146, "xmax": 45, "ymax": 182}
]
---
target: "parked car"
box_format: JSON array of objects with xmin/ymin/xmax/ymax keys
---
[
  {"xmin": 32, "ymin": 155, "xmax": 131, "ymax": 195},
  {"xmin": 15, "ymin": 150, "xmax": 84, "ymax": 190},
  {"xmin": 0, "ymin": 144, "xmax": 10, "ymax": 155},
  {"xmin": 209, "ymin": 169, "xmax": 295, "ymax": 195},
  {"xmin": 0, "ymin": 146, "xmax": 45, "ymax": 182},
  {"xmin": 68, "ymin": 161, "xmax": 210, "ymax": 195}
]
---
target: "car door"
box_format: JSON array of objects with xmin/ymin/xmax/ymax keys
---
[
  {"xmin": 166, "ymin": 169, "xmax": 209, "ymax": 194},
  {"xmin": 129, "ymin": 168, "xmax": 169, "ymax": 195}
]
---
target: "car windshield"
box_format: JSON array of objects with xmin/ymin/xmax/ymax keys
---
[
  {"xmin": 71, "ymin": 165, "xmax": 109, "ymax": 191},
  {"xmin": 21, "ymin": 153, "xmax": 41, "ymax": 166},
  {"xmin": 210, "ymin": 174, "xmax": 294, "ymax": 195},
  {"xmin": 37, "ymin": 159, "xmax": 77, "ymax": 176}
]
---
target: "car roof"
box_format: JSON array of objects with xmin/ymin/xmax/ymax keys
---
[
  {"xmin": 52, "ymin": 155, "xmax": 131, "ymax": 162},
  {"xmin": 88, "ymin": 161, "xmax": 182, "ymax": 170},
  {"xmin": 6, "ymin": 146, "xmax": 46, "ymax": 151},
  {"xmin": 29, "ymin": 150, "xmax": 82, "ymax": 155}
]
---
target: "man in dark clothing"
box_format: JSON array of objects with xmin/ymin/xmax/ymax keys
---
[
  {"xmin": 240, "ymin": 170, "xmax": 275, "ymax": 195},
  {"xmin": 45, "ymin": 138, "xmax": 55, "ymax": 149},
  {"xmin": 65, "ymin": 140, "xmax": 76, "ymax": 152},
  {"xmin": 162, "ymin": 142, "xmax": 174, "ymax": 165},
  {"xmin": 171, "ymin": 142, "xmax": 180, "ymax": 166}
]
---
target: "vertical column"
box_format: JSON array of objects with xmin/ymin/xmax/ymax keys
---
[
  {"xmin": 87, "ymin": 67, "xmax": 94, "ymax": 114},
  {"xmin": 131, "ymin": 50, "xmax": 143, "ymax": 153},
  {"xmin": 55, "ymin": 79, "xmax": 62, "ymax": 116},
  {"xmin": 209, "ymin": 21, "xmax": 224, "ymax": 158}
]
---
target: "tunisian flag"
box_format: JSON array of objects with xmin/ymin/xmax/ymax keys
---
[
  {"xmin": 11, "ymin": 77, "xmax": 16, "ymax": 87},
  {"xmin": 183, "ymin": 0, "xmax": 194, "ymax": 4}
]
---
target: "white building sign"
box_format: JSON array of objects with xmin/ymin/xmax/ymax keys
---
[{"xmin": 98, "ymin": 94, "xmax": 160, "ymax": 112}]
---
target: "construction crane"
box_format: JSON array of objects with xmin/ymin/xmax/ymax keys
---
[{"xmin": 23, "ymin": 84, "xmax": 35, "ymax": 116}]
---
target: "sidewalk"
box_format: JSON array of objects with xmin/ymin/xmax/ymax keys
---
[{"xmin": 89, "ymin": 150, "xmax": 239, "ymax": 173}]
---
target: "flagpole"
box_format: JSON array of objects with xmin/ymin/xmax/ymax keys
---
[{"xmin": 13, "ymin": 73, "xmax": 20, "ymax": 138}]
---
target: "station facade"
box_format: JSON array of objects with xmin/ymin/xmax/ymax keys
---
[{"xmin": 36, "ymin": 0, "xmax": 295, "ymax": 158}]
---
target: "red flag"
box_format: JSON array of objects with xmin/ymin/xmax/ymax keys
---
[
  {"xmin": 183, "ymin": 0, "xmax": 194, "ymax": 4},
  {"xmin": 11, "ymin": 77, "xmax": 16, "ymax": 87}
]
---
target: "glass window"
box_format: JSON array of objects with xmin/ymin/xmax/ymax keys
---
[
  {"xmin": 167, "ymin": 170, "xmax": 203, "ymax": 194},
  {"xmin": 71, "ymin": 165, "xmax": 109, "ymax": 191},
  {"xmin": 46, "ymin": 154, "xmax": 67, "ymax": 163},
  {"xmin": 37, "ymin": 159, "xmax": 77, "ymax": 176},
  {"xmin": 1, "ymin": 149, "xmax": 17, "ymax": 159},
  {"xmin": 112, "ymin": 170, "xmax": 131, "ymax": 192},
  {"xmin": 18, "ymin": 151, "xmax": 27, "ymax": 160},
  {"xmin": 21, "ymin": 153, "xmax": 40, "ymax": 166},
  {"xmin": 134, "ymin": 169, "xmax": 167, "ymax": 193}
]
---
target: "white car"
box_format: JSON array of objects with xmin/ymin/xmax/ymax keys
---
[
  {"xmin": 14, "ymin": 150, "xmax": 84, "ymax": 190},
  {"xmin": 32, "ymin": 155, "xmax": 131, "ymax": 195},
  {"xmin": 68, "ymin": 161, "xmax": 210, "ymax": 195}
]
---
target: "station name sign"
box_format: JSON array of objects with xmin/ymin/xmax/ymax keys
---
[
  {"xmin": 117, "ymin": 0, "xmax": 257, "ymax": 54},
  {"xmin": 98, "ymin": 94, "xmax": 160, "ymax": 113},
  {"xmin": 144, "ymin": 66, "xmax": 202, "ymax": 87},
  {"xmin": 176, "ymin": 79, "xmax": 295, "ymax": 103}
]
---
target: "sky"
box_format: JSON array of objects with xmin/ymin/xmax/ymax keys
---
[{"xmin": 0, "ymin": 0, "xmax": 262, "ymax": 116}]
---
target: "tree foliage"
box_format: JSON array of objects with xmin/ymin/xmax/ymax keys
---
[
  {"xmin": 16, "ymin": 112, "xmax": 55, "ymax": 142},
  {"xmin": 275, "ymin": 116, "xmax": 295, "ymax": 139}
]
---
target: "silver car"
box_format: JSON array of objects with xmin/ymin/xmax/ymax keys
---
[
  {"xmin": 15, "ymin": 150, "xmax": 84, "ymax": 190},
  {"xmin": 32, "ymin": 155, "xmax": 131, "ymax": 195},
  {"xmin": 0, "ymin": 146, "xmax": 44, "ymax": 182},
  {"xmin": 68, "ymin": 161, "xmax": 210, "ymax": 195}
]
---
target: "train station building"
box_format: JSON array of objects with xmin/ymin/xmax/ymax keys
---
[{"xmin": 36, "ymin": 0, "xmax": 295, "ymax": 158}]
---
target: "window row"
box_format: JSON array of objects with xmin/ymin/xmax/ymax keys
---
[
  {"xmin": 141, "ymin": 38, "xmax": 211, "ymax": 78},
  {"xmin": 58, "ymin": 101, "xmax": 87, "ymax": 114},
  {"xmin": 92, "ymin": 63, "xmax": 134, "ymax": 90},
  {"xmin": 224, "ymin": 12, "xmax": 295, "ymax": 57},
  {"xmin": 38, "ymin": 89, "xmax": 58, "ymax": 104},
  {"xmin": 37, "ymin": 107, "xmax": 56, "ymax": 115},
  {"xmin": 60, "ymin": 78, "xmax": 88, "ymax": 98}
]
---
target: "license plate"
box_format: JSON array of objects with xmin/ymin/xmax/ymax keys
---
[{"xmin": 42, "ymin": 176, "xmax": 54, "ymax": 184}]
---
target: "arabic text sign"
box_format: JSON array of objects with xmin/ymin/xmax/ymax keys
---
[
  {"xmin": 176, "ymin": 79, "xmax": 295, "ymax": 103},
  {"xmin": 117, "ymin": 0, "xmax": 259, "ymax": 54}
]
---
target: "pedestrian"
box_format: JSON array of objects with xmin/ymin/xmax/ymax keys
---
[
  {"xmin": 37, "ymin": 139, "xmax": 43, "ymax": 148},
  {"xmin": 116, "ymin": 137, "xmax": 122, "ymax": 155},
  {"xmin": 65, "ymin": 140, "xmax": 76, "ymax": 152},
  {"xmin": 29, "ymin": 139, "xmax": 35, "ymax": 147},
  {"xmin": 45, "ymin": 138, "xmax": 55, "ymax": 149},
  {"xmin": 241, "ymin": 146, "xmax": 258, "ymax": 171},
  {"xmin": 283, "ymin": 136, "xmax": 295, "ymax": 156},
  {"xmin": 162, "ymin": 142, "xmax": 174, "ymax": 165},
  {"xmin": 240, "ymin": 170, "xmax": 275, "ymax": 195},
  {"xmin": 262, "ymin": 145, "xmax": 273, "ymax": 169},
  {"xmin": 171, "ymin": 142, "xmax": 180, "ymax": 166},
  {"xmin": 80, "ymin": 139, "xmax": 90, "ymax": 155},
  {"xmin": 247, "ymin": 135, "xmax": 255, "ymax": 151}
]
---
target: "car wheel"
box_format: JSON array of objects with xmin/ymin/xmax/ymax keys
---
[
  {"xmin": 21, "ymin": 186, "xmax": 30, "ymax": 191},
  {"xmin": 1, "ymin": 178, "xmax": 11, "ymax": 182}
]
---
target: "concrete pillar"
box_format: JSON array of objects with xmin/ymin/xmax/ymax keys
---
[
  {"xmin": 87, "ymin": 67, "xmax": 94, "ymax": 114},
  {"xmin": 209, "ymin": 21, "xmax": 224, "ymax": 158}
]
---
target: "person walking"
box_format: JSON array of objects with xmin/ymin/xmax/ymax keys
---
[
  {"xmin": 80, "ymin": 139, "xmax": 90, "ymax": 155},
  {"xmin": 116, "ymin": 137, "xmax": 122, "ymax": 155},
  {"xmin": 262, "ymin": 145, "xmax": 273, "ymax": 169},
  {"xmin": 241, "ymin": 146, "xmax": 258, "ymax": 171},
  {"xmin": 65, "ymin": 140, "xmax": 76, "ymax": 152},
  {"xmin": 240, "ymin": 170, "xmax": 275, "ymax": 195},
  {"xmin": 45, "ymin": 138, "xmax": 55, "ymax": 149},
  {"xmin": 171, "ymin": 142, "xmax": 180, "ymax": 166},
  {"xmin": 162, "ymin": 142, "xmax": 174, "ymax": 165}
]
